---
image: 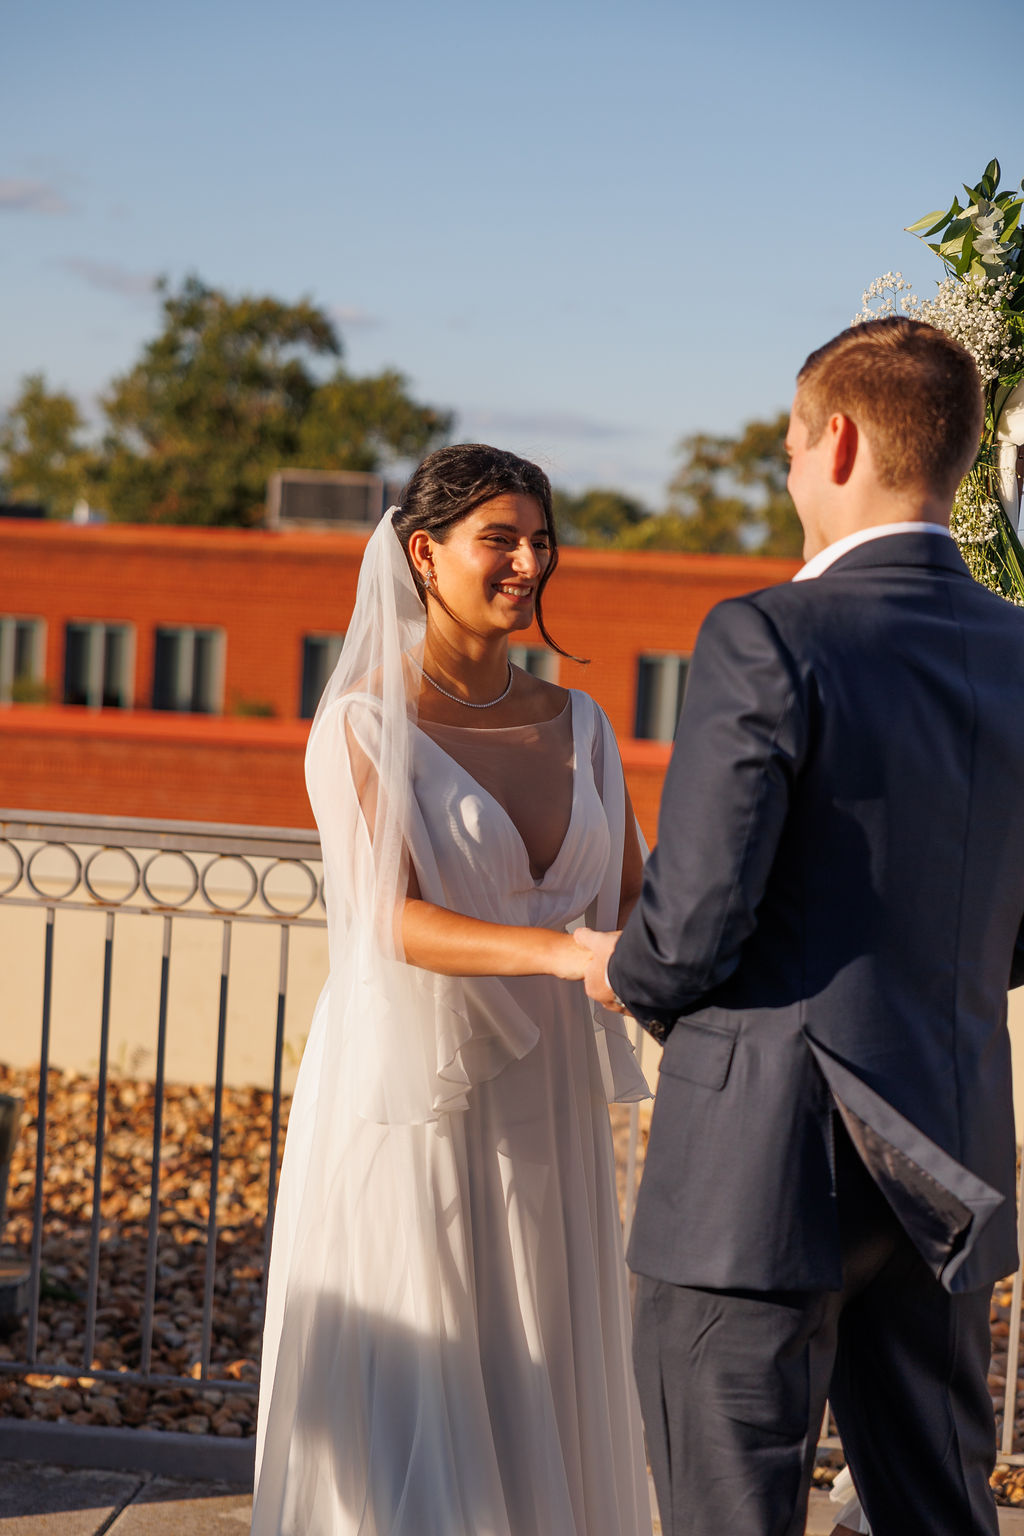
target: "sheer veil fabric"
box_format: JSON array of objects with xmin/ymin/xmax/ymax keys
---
[{"xmin": 252, "ymin": 512, "xmax": 652, "ymax": 1536}]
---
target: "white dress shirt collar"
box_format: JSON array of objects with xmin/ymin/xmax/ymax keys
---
[{"xmin": 793, "ymin": 522, "xmax": 952, "ymax": 582}]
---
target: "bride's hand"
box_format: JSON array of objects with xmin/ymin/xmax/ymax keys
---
[
  {"xmin": 572, "ymin": 927, "xmax": 623, "ymax": 1007},
  {"xmin": 544, "ymin": 931, "xmax": 589, "ymax": 981}
]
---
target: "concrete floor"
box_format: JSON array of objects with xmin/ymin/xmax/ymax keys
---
[
  {"xmin": 2, "ymin": 1465, "xmax": 1024, "ymax": 1535},
  {"xmin": 0, "ymin": 1465, "xmax": 251, "ymax": 1535}
]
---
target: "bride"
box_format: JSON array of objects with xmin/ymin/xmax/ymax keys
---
[{"xmin": 251, "ymin": 444, "xmax": 654, "ymax": 1535}]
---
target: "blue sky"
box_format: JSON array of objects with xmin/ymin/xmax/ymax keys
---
[{"xmin": 4, "ymin": 0, "xmax": 1024, "ymax": 506}]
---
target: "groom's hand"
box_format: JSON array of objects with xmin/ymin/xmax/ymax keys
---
[{"xmin": 573, "ymin": 928, "xmax": 624, "ymax": 1010}]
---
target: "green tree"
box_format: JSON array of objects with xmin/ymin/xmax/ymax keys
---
[
  {"xmin": 657, "ymin": 412, "xmax": 803, "ymax": 557},
  {"xmin": 98, "ymin": 276, "xmax": 453, "ymax": 525},
  {"xmin": 619, "ymin": 500, "xmax": 751, "ymax": 553},
  {"xmin": 552, "ymin": 487, "xmax": 651, "ymax": 546},
  {"xmin": 0, "ymin": 373, "xmax": 97, "ymax": 517},
  {"xmin": 298, "ymin": 370, "xmax": 452, "ymax": 471}
]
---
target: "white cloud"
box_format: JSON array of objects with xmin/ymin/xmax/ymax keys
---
[
  {"xmin": 0, "ymin": 178, "xmax": 69, "ymax": 214},
  {"xmin": 329, "ymin": 305, "xmax": 383, "ymax": 331},
  {"xmin": 61, "ymin": 258, "xmax": 158, "ymax": 298},
  {"xmin": 459, "ymin": 408, "xmax": 632, "ymax": 443}
]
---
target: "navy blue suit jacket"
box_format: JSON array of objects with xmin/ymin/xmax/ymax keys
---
[{"xmin": 612, "ymin": 533, "xmax": 1024, "ymax": 1293}]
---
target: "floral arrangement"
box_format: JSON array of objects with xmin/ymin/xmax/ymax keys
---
[{"xmin": 854, "ymin": 160, "xmax": 1024, "ymax": 603}]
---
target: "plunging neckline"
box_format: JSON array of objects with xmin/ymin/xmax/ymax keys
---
[{"xmin": 416, "ymin": 692, "xmax": 580, "ymax": 887}]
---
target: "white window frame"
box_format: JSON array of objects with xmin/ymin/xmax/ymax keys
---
[
  {"xmin": 63, "ymin": 621, "xmax": 135, "ymax": 710},
  {"xmin": 634, "ymin": 652, "xmax": 689, "ymax": 742},
  {"xmin": 151, "ymin": 626, "xmax": 226, "ymax": 714},
  {"xmin": 508, "ymin": 644, "xmax": 559, "ymax": 684},
  {"xmin": 0, "ymin": 616, "xmax": 47, "ymax": 705},
  {"xmin": 300, "ymin": 633, "xmax": 345, "ymax": 718}
]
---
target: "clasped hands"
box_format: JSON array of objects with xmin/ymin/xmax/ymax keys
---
[{"xmin": 572, "ymin": 927, "xmax": 625, "ymax": 1012}]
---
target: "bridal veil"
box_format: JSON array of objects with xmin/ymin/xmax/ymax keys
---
[{"xmin": 252, "ymin": 511, "xmax": 648, "ymax": 1533}]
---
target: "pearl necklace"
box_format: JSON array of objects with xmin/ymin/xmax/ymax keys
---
[{"xmin": 421, "ymin": 661, "xmax": 514, "ymax": 709}]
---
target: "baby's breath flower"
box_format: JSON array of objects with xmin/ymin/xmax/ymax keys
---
[
  {"xmin": 853, "ymin": 272, "xmax": 1020, "ymax": 381},
  {"xmin": 949, "ymin": 466, "xmax": 1024, "ymax": 603}
]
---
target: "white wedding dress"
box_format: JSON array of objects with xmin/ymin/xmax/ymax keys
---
[{"xmin": 252, "ymin": 688, "xmax": 653, "ymax": 1536}]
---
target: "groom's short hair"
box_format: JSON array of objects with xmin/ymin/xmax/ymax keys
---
[{"xmin": 796, "ymin": 317, "xmax": 983, "ymax": 498}]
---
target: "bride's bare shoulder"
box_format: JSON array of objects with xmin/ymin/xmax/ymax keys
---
[{"xmin": 513, "ymin": 668, "xmax": 571, "ymax": 722}]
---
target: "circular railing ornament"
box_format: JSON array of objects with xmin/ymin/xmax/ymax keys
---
[
  {"xmin": 0, "ymin": 839, "xmax": 25, "ymax": 898},
  {"xmin": 259, "ymin": 859, "xmax": 320, "ymax": 918},
  {"xmin": 83, "ymin": 846, "xmax": 142, "ymax": 906},
  {"xmin": 26, "ymin": 842, "xmax": 83, "ymax": 902},
  {"xmin": 200, "ymin": 854, "xmax": 259, "ymax": 914},
  {"xmin": 141, "ymin": 850, "xmax": 201, "ymax": 909}
]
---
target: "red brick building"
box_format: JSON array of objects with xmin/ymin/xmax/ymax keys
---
[{"xmin": 0, "ymin": 520, "xmax": 798, "ymax": 839}]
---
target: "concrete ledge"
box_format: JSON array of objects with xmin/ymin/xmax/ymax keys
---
[{"xmin": 0, "ymin": 1421, "xmax": 254, "ymax": 1484}]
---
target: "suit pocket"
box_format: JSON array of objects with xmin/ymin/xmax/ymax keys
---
[{"xmin": 660, "ymin": 1018, "xmax": 737, "ymax": 1091}]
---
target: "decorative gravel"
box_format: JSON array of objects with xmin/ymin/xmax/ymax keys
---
[
  {"xmin": 0, "ymin": 1066, "xmax": 267, "ymax": 1437},
  {"xmin": 2, "ymin": 1064, "xmax": 1023, "ymax": 1508}
]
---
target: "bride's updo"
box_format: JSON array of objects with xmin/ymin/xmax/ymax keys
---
[{"xmin": 392, "ymin": 443, "xmax": 571, "ymax": 657}]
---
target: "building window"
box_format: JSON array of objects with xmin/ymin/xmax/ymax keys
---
[
  {"xmin": 152, "ymin": 627, "xmax": 225, "ymax": 714},
  {"xmin": 0, "ymin": 616, "xmax": 46, "ymax": 705},
  {"xmin": 634, "ymin": 653, "xmax": 689, "ymax": 741},
  {"xmin": 64, "ymin": 622, "xmax": 134, "ymax": 709},
  {"xmin": 508, "ymin": 645, "xmax": 559, "ymax": 683},
  {"xmin": 300, "ymin": 633, "xmax": 345, "ymax": 718}
]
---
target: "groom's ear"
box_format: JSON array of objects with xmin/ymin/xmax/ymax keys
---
[{"xmin": 828, "ymin": 413, "xmax": 858, "ymax": 486}]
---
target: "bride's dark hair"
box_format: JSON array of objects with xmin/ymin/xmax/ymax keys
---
[{"xmin": 392, "ymin": 443, "xmax": 578, "ymax": 660}]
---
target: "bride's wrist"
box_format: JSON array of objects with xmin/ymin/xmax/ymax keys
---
[
  {"xmin": 530, "ymin": 928, "xmax": 560, "ymax": 972},
  {"xmin": 532, "ymin": 929, "xmax": 578, "ymax": 978}
]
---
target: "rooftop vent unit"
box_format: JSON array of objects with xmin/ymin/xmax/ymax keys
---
[
  {"xmin": 0, "ymin": 502, "xmax": 45, "ymax": 520},
  {"xmin": 266, "ymin": 470, "xmax": 394, "ymax": 531}
]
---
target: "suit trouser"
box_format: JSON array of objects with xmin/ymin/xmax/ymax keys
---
[{"xmin": 633, "ymin": 1126, "xmax": 999, "ymax": 1536}]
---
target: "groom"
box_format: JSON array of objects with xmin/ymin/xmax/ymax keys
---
[{"xmin": 578, "ymin": 317, "xmax": 1024, "ymax": 1536}]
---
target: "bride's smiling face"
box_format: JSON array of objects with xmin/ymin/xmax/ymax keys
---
[{"xmin": 416, "ymin": 492, "xmax": 553, "ymax": 637}]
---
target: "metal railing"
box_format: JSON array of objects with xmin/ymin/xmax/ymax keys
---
[
  {"xmin": 2, "ymin": 808, "xmax": 1022, "ymax": 1470},
  {"xmin": 0, "ymin": 809, "xmax": 326, "ymax": 1409}
]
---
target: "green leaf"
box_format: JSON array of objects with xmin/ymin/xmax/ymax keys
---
[
  {"xmin": 983, "ymin": 158, "xmax": 1001, "ymax": 195},
  {"xmin": 951, "ymin": 226, "xmax": 978, "ymax": 278},
  {"xmin": 1000, "ymin": 202, "xmax": 1022, "ymax": 239},
  {"xmin": 907, "ymin": 206, "xmax": 950, "ymax": 235},
  {"xmin": 908, "ymin": 196, "xmax": 963, "ymax": 237}
]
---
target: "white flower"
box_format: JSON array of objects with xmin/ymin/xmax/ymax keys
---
[
  {"xmin": 964, "ymin": 198, "xmax": 1013, "ymax": 270},
  {"xmin": 972, "ymin": 199, "xmax": 1003, "ymax": 237},
  {"xmin": 976, "ymin": 232, "xmax": 1009, "ymax": 261},
  {"xmin": 852, "ymin": 269, "xmax": 1022, "ymax": 383}
]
